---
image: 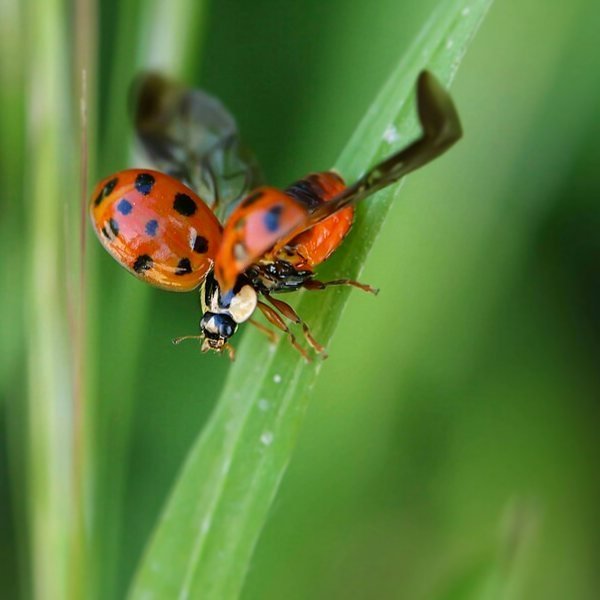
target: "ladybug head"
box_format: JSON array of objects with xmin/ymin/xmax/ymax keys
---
[
  {"xmin": 200, "ymin": 312, "xmax": 238, "ymax": 350},
  {"xmin": 172, "ymin": 311, "xmax": 237, "ymax": 359}
]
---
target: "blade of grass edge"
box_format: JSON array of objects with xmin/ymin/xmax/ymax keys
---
[{"xmin": 129, "ymin": 1, "xmax": 493, "ymax": 598}]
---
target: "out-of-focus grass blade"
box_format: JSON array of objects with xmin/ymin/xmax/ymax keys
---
[
  {"xmin": 91, "ymin": 1, "xmax": 209, "ymax": 598},
  {"xmin": 129, "ymin": 1, "xmax": 493, "ymax": 598},
  {"xmin": 0, "ymin": 0, "xmax": 26, "ymax": 395},
  {"xmin": 0, "ymin": 0, "xmax": 27, "ymax": 596},
  {"xmin": 435, "ymin": 501, "xmax": 538, "ymax": 600},
  {"xmin": 23, "ymin": 0, "xmax": 78, "ymax": 596}
]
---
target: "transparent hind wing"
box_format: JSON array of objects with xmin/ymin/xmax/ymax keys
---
[
  {"xmin": 272, "ymin": 70, "xmax": 462, "ymax": 253},
  {"xmin": 131, "ymin": 72, "xmax": 261, "ymax": 220}
]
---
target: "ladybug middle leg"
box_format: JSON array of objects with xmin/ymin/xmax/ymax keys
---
[
  {"xmin": 256, "ymin": 300, "xmax": 313, "ymax": 362},
  {"xmin": 262, "ymin": 295, "xmax": 327, "ymax": 358},
  {"xmin": 249, "ymin": 318, "xmax": 279, "ymax": 344},
  {"xmin": 302, "ymin": 278, "xmax": 379, "ymax": 295}
]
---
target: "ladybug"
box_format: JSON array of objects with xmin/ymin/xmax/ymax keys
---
[{"xmin": 91, "ymin": 71, "xmax": 462, "ymax": 361}]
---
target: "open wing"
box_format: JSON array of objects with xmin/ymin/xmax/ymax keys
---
[
  {"xmin": 215, "ymin": 70, "xmax": 462, "ymax": 292},
  {"xmin": 131, "ymin": 72, "xmax": 261, "ymax": 222},
  {"xmin": 271, "ymin": 70, "xmax": 462, "ymax": 253}
]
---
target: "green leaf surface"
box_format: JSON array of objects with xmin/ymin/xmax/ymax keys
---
[{"xmin": 129, "ymin": 1, "xmax": 493, "ymax": 598}]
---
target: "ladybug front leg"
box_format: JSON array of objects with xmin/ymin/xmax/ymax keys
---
[{"xmin": 303, "ymin": 278, "xmax": 379, "ymax": 295}]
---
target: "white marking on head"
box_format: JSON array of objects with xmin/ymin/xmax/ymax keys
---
[{"xmin": 204, "ymin": 315, "xmax": 221, "ymax": 336}]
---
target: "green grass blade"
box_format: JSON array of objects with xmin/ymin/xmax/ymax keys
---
[
  {"xmin": 1, "ymin": 1, "xmax": 28, "ymax": 596},
  {"xmin": 0, "ymin": 0, "xmax": 26, "ymax": 395},
  {"xmin": 130, "ymin": 1, "xmax": 493, "ymax": 598},
  {"xmin": 23, "ymin": 0, "xmax": 79, "ymax": 596},
  {"xmin": 433, "ymin": 501, "xmax": 538, "ymax": 600}
]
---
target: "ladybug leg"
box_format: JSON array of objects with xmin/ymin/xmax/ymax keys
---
[
  {"xmin": 256, "ymin": 301, "xmax": 312, "ymax": 363},
  {"xmin": 303, "ymin": 278, "xmax": 379, "ymax": 296},
  {"xmin": 249, "ymin": 318, "xmax": 279, "ymax": 344},
  {"xmin": 263, "ymin": 295, "xmax": 327, "ymax": 358}
]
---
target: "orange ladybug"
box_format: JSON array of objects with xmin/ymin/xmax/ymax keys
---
[{"xmin": 91, "ymin": 71, "xmax": 462, "ymax": 360}]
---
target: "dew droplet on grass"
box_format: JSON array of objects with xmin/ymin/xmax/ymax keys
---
[
  {"xmin": 221, "ymin": 458, "xmax": 231, "ymax": 476},
  {"xmin": 201, "ymin": 516, "xmax": 212, "ymax": 535},
  {"xmin": 260, "ymin": 432, "xmax": 274, "ymax": 446},
  {"xmin": 383, "ymin": 124, "xmax": 400, "ymax": 145}
]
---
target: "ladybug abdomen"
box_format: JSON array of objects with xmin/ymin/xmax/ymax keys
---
[
  {"xmin": 90, "ymin": 169, "xmax": 222, "ymax": 291},
  {"xmin": 282, "ymin": 171, "xmax": 354, "ymax": 269}
]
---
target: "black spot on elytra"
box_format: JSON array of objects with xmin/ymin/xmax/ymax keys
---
[
  {"xmin": 101, "ymin": 218, "xmax": 119, "ymax": 240},
  {"xmin": 135, "ymin": 172, "xmax": 155, "ymax": 195},
  {"xmin": 175, "ymin": 257, "xmax": 192, "ymax": 275},
  {"xmin": 264, "ymin": 204, "xmax": 283, "ymax": 233},
  {"xmin": 94, "ymin": 177, "xmax": 118, "ymax": 206},
  {"xmin": 133, "ymin": 254, "xmax": 153, "ymax": 273},
  {"xmin": 145, "ymin": 219, "xmax": 158, "ymax": 236},
  {"xmin": 117, "ymin": 198, "xmax": 132, "ymax": 215},
  {"xmin": 193, "ymin": 235, "xmax": 208, "ymax": 253},
  {"xmin": 241, "ymin": 190, "xmax": 264, "ymax": 207},
  {"xmin": 173, "ymin": 193, "xmax": 197, "ymax": 216}
]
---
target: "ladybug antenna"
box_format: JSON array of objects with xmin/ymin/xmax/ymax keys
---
[{"xmin": 172, "ymin": 334, "xmax": 204, "ymax": 345}]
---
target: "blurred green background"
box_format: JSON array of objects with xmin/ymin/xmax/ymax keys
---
[{"xmin": 1, "ymin": 0, "xmax": 600, "ymax": 598}]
